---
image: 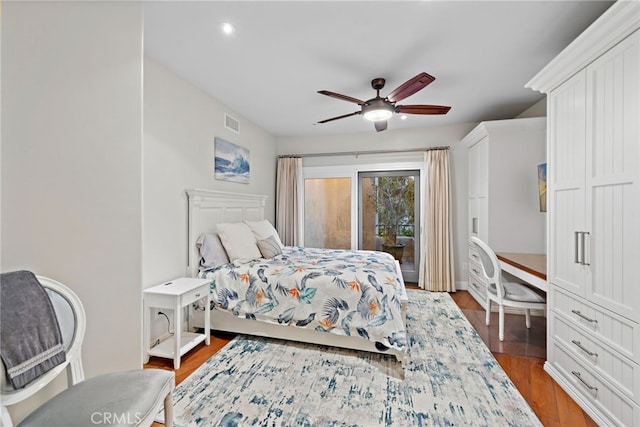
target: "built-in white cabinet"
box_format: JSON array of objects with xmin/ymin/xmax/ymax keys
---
[
  {"xmin": 461, "ymin": 117, "xmax": 546, "ymax": 309},
  {"xmin": 527, "ymin": 2, "xmax": 640, "ymax": 425},
  {"xmin": 549, "ymin": 31, "xmax": 640, "ymax": 323}
]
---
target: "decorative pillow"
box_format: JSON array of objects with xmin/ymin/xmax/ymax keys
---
[
  {"xmin": 256, "ymin": 235, "xmax": 283, "ymax": 259},
  {"xmin": 245, "ymin": 219, "xmax": 284, "ymax": 249},
  {"xmin": 216, "ymin": 222, "xmax": 262, "ymax": 262},
  {"xmin": 195, "ymin": 233, "xmax": 230, "ymax": 271}
]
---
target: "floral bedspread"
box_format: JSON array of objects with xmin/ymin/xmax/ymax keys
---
[{"xmin": 199, "ymin": 247, "xmax": 407, "ymax": 352}]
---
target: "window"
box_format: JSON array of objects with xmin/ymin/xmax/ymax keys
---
[{"xmin": 303, "ymin": 177, "xmax": 351, "ymax": 249}]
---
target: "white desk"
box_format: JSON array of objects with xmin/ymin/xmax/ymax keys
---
[
  {"xmin": 143, "ymin": 278, "xmax": 211, "ymax": 369},
  {"xmin": 496, "ymin": 253, "xmax": 548, "ymax": 293}
]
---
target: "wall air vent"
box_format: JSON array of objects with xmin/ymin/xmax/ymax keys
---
[{"xmin": 224, "ymin": 113, "xmax": 240, "ymax": 134}]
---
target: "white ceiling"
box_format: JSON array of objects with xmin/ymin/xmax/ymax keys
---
[{"xmin": 144, "ymin": 1, "xmax": 613, "ymax": 138}]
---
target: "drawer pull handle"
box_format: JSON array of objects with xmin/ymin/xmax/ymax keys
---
[
  {"xmin": 472, "ymin": 269, "xmax": 480, "ymax": 275},
  {"xmin": 471, "ymin": 254, "xmax": 479, "ymax": 260},
  {"xmin": 571, "ymin": 340, "xmax": 598, "ymax": 357},
  {"xmin": 571, "ymin": 310, "xmax": 598, "ymax": 324},
  {"xmin": 194, "ymin": 293, "xmax": 201, "ymax": 298},
  {"xmin": 571, "ymin": 370, "xmax": 598, "ymax": 393}
]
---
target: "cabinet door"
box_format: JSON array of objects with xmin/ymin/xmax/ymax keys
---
[
  {"xmin": 585, "ymin": 30, "xmax": 640, "ymax": 321},
  {"xmin": 468, "ymin": 141, "xmax": 480, "ymax": 198},
  {"xmin": 468, "ymin": 137, "xmax": 489, "ymax": 242},
  {"xmin": 469, "ymin": 196, "xmax": 479, "ymax": 237},
  {"xmin": 477, "ymin": 137, "xmax": 489, "ymax": 198},
  {"xmin": 548, "ymin": 70, "xmax": 588, "ymax": 296},
  {"xmin": 478, "ymin": 196, "xmax": 489, "ymax": 243}
]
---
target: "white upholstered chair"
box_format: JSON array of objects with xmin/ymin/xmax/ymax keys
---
[
  {"xmin": 469, "ymin": 237, "xmax": 547, "ymax": 341},
  {"xmin": 1, "ymin": 275, "xmax": 175, "ymax": 427}
]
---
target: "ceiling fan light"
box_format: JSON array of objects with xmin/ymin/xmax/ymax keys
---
[{"xmin": 363, "ymin": 108, "xmax": 393, "ymax": 122}]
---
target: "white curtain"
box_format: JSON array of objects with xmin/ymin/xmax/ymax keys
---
[
  {"xmin": 419, "ymin": 149, "xmax": 456, "ymax": 292},
  {"xmin": 276, "ymin": 157, "xmax": 302, "ymax": 246}
]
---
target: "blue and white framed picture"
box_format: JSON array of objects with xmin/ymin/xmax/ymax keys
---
[
  {"xmin": 537, "ymin": 162, "xmax": 547, "ymax": 212},
  {"xmin": 214, "ymin": 137, "xmax": 250, "ymax": 184}
]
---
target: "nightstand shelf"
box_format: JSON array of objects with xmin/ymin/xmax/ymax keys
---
[
  {"xmin": 143, "ymin": 277, "xmax": 211, "ymax": 369},
  {"xmin": 148, "ymin": 332, "xmax": 207, "ymax": 360}
]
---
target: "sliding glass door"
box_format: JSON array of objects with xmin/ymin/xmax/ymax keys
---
[
  {"xmin": 301, "ymin": 161, "xmax": 423, "ymax": 283},
  {"xmin": 359, "ymin": 171, "xmax": 420, "ymax": 283}
]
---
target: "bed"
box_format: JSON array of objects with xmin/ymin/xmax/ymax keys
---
[{"xmin": 186, "ymin": 189, "xmax": 408, "ymax": 361}]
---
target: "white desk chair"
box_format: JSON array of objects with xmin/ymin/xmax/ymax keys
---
[
  {"xmin": 1, "ymin": 275, "xmax": 174, "ymax": 427},
  {"xmin": 470, "ymin": 237, "xmax": 547, "ymax": 341}
]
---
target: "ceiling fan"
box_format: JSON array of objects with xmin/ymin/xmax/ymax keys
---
[{"xmin": 317, "ymin": 72, "xmax": 451, "ymax": 132}]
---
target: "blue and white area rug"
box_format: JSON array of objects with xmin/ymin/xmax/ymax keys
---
[{"xmin": 160, "ymin": 290, "xmax": 542, "ymax": 426}]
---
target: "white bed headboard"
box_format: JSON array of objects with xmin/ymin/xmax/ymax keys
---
[{"xmin": 186, "ymin": 189, "xmax": 267, "ymax": 277}]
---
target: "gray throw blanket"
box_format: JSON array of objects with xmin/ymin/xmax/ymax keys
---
[{"xmin": 0, "ymin": 271, "xmax": 66, "ymax": 389}]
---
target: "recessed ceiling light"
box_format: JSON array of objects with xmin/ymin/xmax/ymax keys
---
[
  {"xmin": 221, "ymin": 22, "xmax": 236, "ymax": 36},
  {"xmin": 400, "ymin": 115, "xmax": 408, "ymax": 120}
]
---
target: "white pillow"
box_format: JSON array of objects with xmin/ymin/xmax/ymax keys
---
[
  {"xmin": 216, "ymin": 222, "xmax": 262, "ymax": 262},
  {"xmin": 245, "ymin": 219, "xmax": 284, "ymax": 249}
]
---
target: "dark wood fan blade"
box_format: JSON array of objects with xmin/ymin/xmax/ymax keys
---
[
  {"xmin": 395, "ymin": 104, "xmax": 451, "ymax": 115},
  {"xmin": 386, "ymin": 72, "xmax": 435, "ymax": 103},
  {"xmin": 317, "ymin": 111, "xmax": 360, "ymax": 124},
  {"xmin": 374, "ymin": 120, "xmax": 388, "ymax": 132},
  {"xmin": 318, "ymin": 90, "xmax": 365, "ymax": 105}
]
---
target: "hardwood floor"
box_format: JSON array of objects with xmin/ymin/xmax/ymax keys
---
[
  {"xmin": 449, "ymin": 289, "xmax": 547, "ymax": 359},
  {"xmin": 448, "ymin": 289, "xmax": 596, "ymax": 427},
  {"xmin": 145, "ymin": 289, "xmax": 596, "ymax": 426}
]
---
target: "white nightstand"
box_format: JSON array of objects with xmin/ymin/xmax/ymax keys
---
[{"xmin": 143, "ymin": 277, "xmax": 211, "ymax": 369}]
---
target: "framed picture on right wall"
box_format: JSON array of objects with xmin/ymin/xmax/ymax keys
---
[{"xmin": 537, "ymin": 162, "xmax": 547, "ymax": 212}]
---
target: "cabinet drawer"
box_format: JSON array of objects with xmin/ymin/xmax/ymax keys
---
[
  {"xmin": 551, "ymin": 286, "xmax": 640, "ymax": 360},
  {"xmin": 468, "ymin": 244, "xmax": 482, "ymax": 266},
  {"xmin": 552, "ymin": 312, "xmax": 640, "ymax": 401},
  {"xmin": 468, "ymin": 272, "xmax": 486, "ymax": 295},
  {"xmin": 181, "ymin": 284, "xmax": 209, "ymax": 306},
  {"xmin": 468, "ymin": 268, "xmax": 487, "ymax": 304},
  {"xmin": 550, "ymin": 340, "xmax": 640, "ymax": 427},
  {"xmin": 468, "ymin": 258, "xmax": 485, "ymax": 282}
]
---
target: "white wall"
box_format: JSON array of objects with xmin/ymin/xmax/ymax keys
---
[
  {"xmin": 516, "ymin": 98, "xmax": 547, "ymax": 118},
  {"xmin": 1, "ymin": 1, "xmax": 143, "ymax": 422},
  {"xmin": 277, "ymin": 123, "xmax": 475, "ymax": 286},
  {"xmin": 143, "ymin": 58, "xmax": 277, "ymax": 288}
]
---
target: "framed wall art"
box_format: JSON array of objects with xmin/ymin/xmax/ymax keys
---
[
  {"xmin": 537, "ymin": 162, "xmax": 547, "ymax": 212},
  {"xmin": 214, "ymin": 137, "xmax": 250, "ymax": 184}
]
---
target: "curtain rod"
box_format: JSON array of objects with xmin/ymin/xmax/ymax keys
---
[{"xmin": 279, "ymin": 146, "xmax": 449, "ymax": 158}]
